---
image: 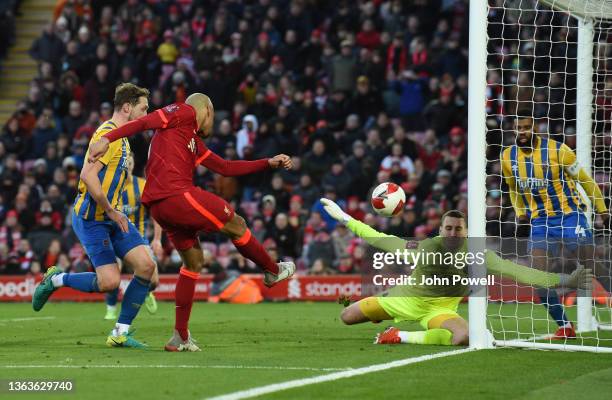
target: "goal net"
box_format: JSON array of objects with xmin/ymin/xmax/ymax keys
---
[{"xmin": 468, "ymin": 0, "xmax": 612, "ymax": 352}]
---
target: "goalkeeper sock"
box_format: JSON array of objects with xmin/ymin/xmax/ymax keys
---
[
  {"xmin": 175, "ymin": 267, "xmax": 198, "ymax": 341},
  {"xmin": 106, "ymin": 288, "xmax": 119, "ymax": 307},
  {"xmin": 232, "ymin": 229, "xmax": 279, "ymax": 274},
  {"xmin": 399, "ymin": 329, "xmax": 453, "ymax": 345},
  {"xmin": 537, "ymin": 289, "xmax": 570, "ymax": 327},
  {"xmin": 62, "ymin": 272, "xmax": 100, "ymax": 292},
  {"xmin": 117, "ymin": 275, "xmax": 150, "ymax": 326}
]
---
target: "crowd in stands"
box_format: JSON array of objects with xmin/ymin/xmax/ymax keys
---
[{"xmin": 6, "ymin": 0, "xmax": 601, "ymax": 277}]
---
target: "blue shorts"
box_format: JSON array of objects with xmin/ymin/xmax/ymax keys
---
[
  {"xmin": 72, "ymin": 211, "xmax": 146, "ymax": 267},
  {"xmin": 529, "ymin": 212, "xmax": 592, "ymax": 253}
]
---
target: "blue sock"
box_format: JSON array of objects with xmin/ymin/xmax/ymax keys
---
[
  {"xmin": 63, "ymin": 272, "xmax": 100, "ymax": 293},
  {"xmin": 537, "ymin": 289, "xmax": 570, "ymax": 327},
  {"xmin": 118, "ymin": 275, "xmax": 151, "ymax": 325},
  {"xmin": 106, "ymin": 288, "xmax": 119, "ymax": 306}
]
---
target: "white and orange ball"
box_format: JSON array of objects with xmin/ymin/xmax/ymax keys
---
[{"xmin": 370, "ymin": 182, "xmax": 406, "ymax": 217}]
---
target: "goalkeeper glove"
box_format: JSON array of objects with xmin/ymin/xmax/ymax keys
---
[
  {"xmin": 320, "ymin": 198, "xmax": 352, "ymax": 224},
  {"xmin": 559, "ymin": 265, "xmax": 594, "ymax": 290}
]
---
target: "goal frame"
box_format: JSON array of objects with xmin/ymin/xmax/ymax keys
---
[{"xmin": 467, "ymin": 0, "xmax": 612, "ymax": 353}]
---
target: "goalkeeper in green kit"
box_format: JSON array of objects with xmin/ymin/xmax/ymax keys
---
[{"xmin": 320, "ymin": 199, "xmax": 592, "ymax": 346}]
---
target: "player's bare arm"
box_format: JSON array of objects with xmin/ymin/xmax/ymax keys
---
[
  {"xmin": 79, "ymin": 159, "xmax": 129, "ymax": 233},
  {"xmin": 151, "ymin": 218, "xmax": 164, "ymax": 260}
]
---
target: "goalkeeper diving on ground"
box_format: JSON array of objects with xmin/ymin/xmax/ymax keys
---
[{"xmin": 320, "ymin": 199, "xmax": 593, "ymax": 346}]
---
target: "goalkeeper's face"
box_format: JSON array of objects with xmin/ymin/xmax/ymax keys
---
[
  {"xmin": 440, "ymin": 216, "xmax": 466, "ymax": 250},
  {"xmin": 515, "ymin": 117, "xmax": 534, "ymax": 148}
]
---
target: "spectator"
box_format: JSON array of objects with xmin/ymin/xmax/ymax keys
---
[
  {"xmin": 329, "ymin": 40, "xmax": 357, "ymax": 93},
  {"xmin": 236, "ymin": 114, "xmax": 259, "ymax": 159},
  {"xmin": 62, "ymin": 100, "xmax": 85, "ymax": 137},
  {"xmin": 82, "ymin": 64, "xmax": 113, "ymax": 112},
  {"xmin": 29, "ymin": 108, "xmax": 59, "ymax": 159},
  {"xmin": 266, "ymin": 213, "xmax": 297, "ymax": 259},
  {"xmin": 351, "ymin": 76, "xmax": 384, "ymax": 124},
  {"xmin": 29, "ymin": 23, "xmax": 65, "ymax": 71}
]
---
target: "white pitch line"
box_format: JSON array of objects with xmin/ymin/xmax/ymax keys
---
[
  {"xmin": 0, "ymin": 365, "xmax": 349, "ymax": 372},
  {"xmin": 205, "ymin": 348, "xmax": 474, "ymax": 400},
  {"xmin": 0, "ymin": 316, "xmax": 56, "ymax": 322}
]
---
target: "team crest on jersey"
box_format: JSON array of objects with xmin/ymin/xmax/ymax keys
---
[
  {"xmin": 164, "ymin": 104, "xmax": 179, "ymax": 113},
  {"xmin": 188, "ymin": 138, "xmax": 196, "ymax": 153}
]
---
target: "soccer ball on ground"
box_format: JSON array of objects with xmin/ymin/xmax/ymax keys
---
[{"xmin": 371, "ymin": 182, "xmax": 406, "ymax": 217}]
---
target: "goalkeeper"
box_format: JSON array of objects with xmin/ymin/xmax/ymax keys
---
[{"xmin": 321, "ymin": 199, "xmax": 592, "ymax": 346}]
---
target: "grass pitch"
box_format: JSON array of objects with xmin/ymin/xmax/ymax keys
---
[{"xmin": 1, "ymin": 301, "xmax": 612, "ymax": 400}]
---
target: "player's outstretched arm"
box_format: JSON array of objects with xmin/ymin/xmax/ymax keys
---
[
  {"xmin": 80, "ymin": 160, "xmax": 129, "ymax": 232},
  {"xmin": 88, "ymin": 105, "xmax": 189, "ymax": 163},
  {"xmin": 320, "ymin": 198, "xmax": 409, "ymax": 253},
  {"xmin": 485, "ymin": 251, "xmax": 593, "ymax": 289},
  {"xmin": 199, "ymin": 150, "xmax": 291, "ymax": 177}
]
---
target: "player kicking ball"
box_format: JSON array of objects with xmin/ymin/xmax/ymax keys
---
[
  {"xmin": 32, "ymin": 84, "xmax": 158, "ymax": 349},
  {"xmin": 321, "ymin": 199, "xmax": 592, "ymax": 346},
  {"xmin": 88, "ymin": 93, "xmax": 295, "ymax": 351},
  {"xmin": 104, "ymin": 152, "xmax": 162, "ymax": 320}
]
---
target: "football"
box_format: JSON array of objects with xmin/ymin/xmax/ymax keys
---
[{"xmin": 370, "ymin": 182, "xmax": 406, "ymax": 217}]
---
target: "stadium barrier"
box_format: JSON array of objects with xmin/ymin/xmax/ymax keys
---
[{"xmin": 0, "ymin": 274, "xmax": 537, "ymax": 303}]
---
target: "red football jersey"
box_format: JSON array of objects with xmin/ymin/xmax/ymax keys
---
[
  {"xmin": 103, "ymin": 102, "xmax": 270, "ymax": 206},
  {"xmin": 141, "ymin": 103, "xmax": 202, "ymax": 204}
]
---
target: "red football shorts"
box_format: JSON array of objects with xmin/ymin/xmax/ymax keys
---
[{"xmin": 149, "ymin": 187, "xmax": 235, "ymax": 250}]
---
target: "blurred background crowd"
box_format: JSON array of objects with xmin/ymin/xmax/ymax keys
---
[{"xmin": 0, "ymin": 0, "xmax": 607, "ymax": 276}]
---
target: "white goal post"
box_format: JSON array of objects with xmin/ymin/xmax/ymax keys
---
[{"xmin": 468, "ymin": 0, "xmax": 612, "ymax": 352}]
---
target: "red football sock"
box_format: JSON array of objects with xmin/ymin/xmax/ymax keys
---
[
  {"xmin": 232, "ymin": 229, "xmax": 279, "ymax": 274},
  {"xmin": 175, "ymin": 267, "xmax": 199, "ymax": 341}
]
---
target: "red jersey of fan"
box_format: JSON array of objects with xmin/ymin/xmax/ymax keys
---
[{"xmin": 103, "ymin": 103, "xmax": 270, "ymax": 206}]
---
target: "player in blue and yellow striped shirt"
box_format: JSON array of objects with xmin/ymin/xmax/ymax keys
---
[
  {"xmin": 32, "ymin": 83, "xmax": 158, "ymax": 349},
  {"xmin": 501, "ymin": 107, "xmax": 609, "ymax": 338},
  {"xmin": 104, "ymin": 152, "xmax": 163, "ymax": 320}
]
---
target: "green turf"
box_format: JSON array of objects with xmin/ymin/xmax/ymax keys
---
[{"xmin": 0, "ymin": 301, "xmax": 611, "ymax": 400}]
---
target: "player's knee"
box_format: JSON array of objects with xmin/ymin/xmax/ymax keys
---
[
  {"xmin": 226, "ymin": 214, "xmax": 247, "ymax": 239},
  {"xmin": 97, "ymin": 274, "xmax": 121, "ymax": 292},
  {"xmin": 340, "ymin": 307, "xmax": 357, "ymax": 325},
  {"xmin": 184, "ymin": 259, "xmax": 205, "ymax": 273},
  {"xmin": 137, "ymin": 257, "xmax": 157, "ymax": 278},
  {"xmin": 451, "ymin": 331, "xmax": 469, "ymax": 346}
]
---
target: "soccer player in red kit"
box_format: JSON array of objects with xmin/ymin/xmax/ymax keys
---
[{"xmin": 88, "ymin": 93, "xmax": 295, "ymax": 351}]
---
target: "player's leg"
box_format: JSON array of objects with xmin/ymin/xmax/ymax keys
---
[
  {"xmin": 33, "ymin": 217, "xmax": 121, "ymax": 311},
  {"xmin": 375, "ymin": 298, "xmax": 466, "ymax": 346},
  {"xmin": 221, "ymin": 213, "xmax": 294, "ymax": 286},
  {"xmin": 122, "ymin": 248, "xmax": 159, "ymax": 315},
  {"xmin": 164, "ymin": 241, "xmax": 204, "ymax": 352},
  {"xmin": 180, "ymin": 187, "xmax": 294, "ymax": 286},
  {"xmin": 104, "ymin": 262, "xmax": 122, "ymax": 320},
  {"xmin": 106, "ymin": 221, "xmax": 155, "ymax": 348},
  {"xmin": 340, "ymin": 297, "xmax": 393, "ymax": 325},
  {"xmin": 530, "ymin": 219, "xmax": 573, "ymax": 335},
  {"xmin": 144, "ymin": 264, "xmax": 159, "ymax": 314}
]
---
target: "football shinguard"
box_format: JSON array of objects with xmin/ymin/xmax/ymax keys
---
[
  {"xmin": 117, "ymin": 275, "xmax": 151, "ymax": 326},
  {"xmin": 175, "ymin": 267, "xmax": 199, "ymax": 341},
  {"xmin": 232, "ymin": 229, "xmax": 279, "ymax": 274},
  {"xmin": 63, "ymin": 272, "xmax": 101, "ymax": 292}
]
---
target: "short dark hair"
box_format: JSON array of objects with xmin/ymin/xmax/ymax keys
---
[
  {"xmin": 441, "ymin": 209, "xmax": 466, "ymax": 225},
  {"xmin": 516, "ymin": 106, "xmax": 533, "ymax": 120},
  {"xmin": 113, "ymin": 83, "xmax": 149, "ymax": 111}
]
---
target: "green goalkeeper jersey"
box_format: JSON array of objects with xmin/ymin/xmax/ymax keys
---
[{"xmin": 346, "ymin": 219, "xmax": 561, "ymax": 297}]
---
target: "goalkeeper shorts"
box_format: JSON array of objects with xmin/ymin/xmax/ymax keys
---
[{"xmin": 377, "ymin": 296, "xmax": 462, "ymax": 329}]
